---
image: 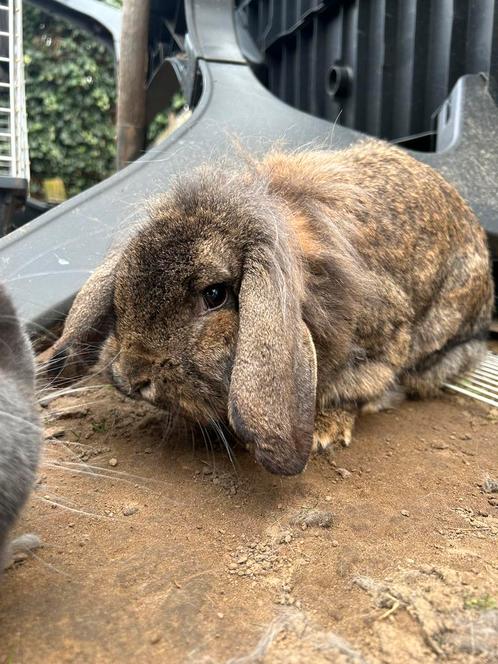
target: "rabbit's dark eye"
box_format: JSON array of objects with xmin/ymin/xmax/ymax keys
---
[{"xmin": 203, "ymin": 283, "xmax": 228, "ymax": 310}]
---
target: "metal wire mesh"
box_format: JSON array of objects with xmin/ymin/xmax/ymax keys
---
[
  {"xmin": 445, "ymin": 351, "xmax": 498, "ymax": 408},
  {"xmin": 0, "ymin": 0, "xmax": 29, "ymax": 181}
]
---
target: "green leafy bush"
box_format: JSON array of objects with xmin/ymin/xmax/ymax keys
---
[{"xmin": 23, "ymin": 4, "xmax": 119, "ymax": 199}]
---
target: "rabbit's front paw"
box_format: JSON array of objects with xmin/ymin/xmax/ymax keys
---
[{"xmin": 312, "ymin": 409, "xmax": 355, "ymax": 452}]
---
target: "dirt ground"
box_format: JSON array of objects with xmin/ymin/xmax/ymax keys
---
[{"xmin": 0, "ymin": 357, "xmax": 497, "ymax": 663}]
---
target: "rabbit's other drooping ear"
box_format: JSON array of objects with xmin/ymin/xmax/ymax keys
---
[
  {"xmin": 46, "ymin": 253, "xmax": 119, "ymax": 384},
  {"xmin": 228, "ymin": 255, "xmax": 317, "ymax": 476}
]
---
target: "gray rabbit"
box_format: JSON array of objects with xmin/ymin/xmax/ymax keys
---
[
  {"xmin": 0, "ymin": 284, "xmax": 40, "ymax": 569},
  {"xmin": 46, "ymin": 140, "xmax": 494, "ymax": 475}
]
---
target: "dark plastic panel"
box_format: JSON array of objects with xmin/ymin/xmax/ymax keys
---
[{"xmin": 237, "ymin": 0, "xmax": 497, "ymax": 144}]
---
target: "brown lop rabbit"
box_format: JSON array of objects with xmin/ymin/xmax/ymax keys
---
[{"xmin": 46, "ymin": 140, "xmax": 494, "ymax": 475}]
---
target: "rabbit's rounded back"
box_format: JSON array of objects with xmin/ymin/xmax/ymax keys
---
[
  {"xmin": 46, "ymin": 140, "xmax": 494, "ymax": 476},
  {"xmin": 0, "ymin": 284, "xmax": 40, "ymax": 568}
]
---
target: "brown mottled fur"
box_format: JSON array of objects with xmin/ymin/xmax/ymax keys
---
[{"xmin": 46, "ymin": 140, "xmax": 494, "ymax": 475}]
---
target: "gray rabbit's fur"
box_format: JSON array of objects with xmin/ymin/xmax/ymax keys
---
[
  {"xmin": 0, "ymin": 284, "xmax": 40, "ymax": 569},
  {"xmin": 46, "ymin": 140, "xmax": 494, "ymax": 475}
]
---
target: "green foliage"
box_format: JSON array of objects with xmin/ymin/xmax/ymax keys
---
[
  {"xmin": 23, "ymin": 3, "xmax": 118, "ymax": 198},
  {"xmin": 91, "ymin": 418, "xmax": 108, "ymax": 433},
  {"xmin": 464, "ymin": 594, "xmax": 497, "ymax": 611},
  {"xmin": 23, "ymin": 0, "xmax": 183, "ymax": 199}
]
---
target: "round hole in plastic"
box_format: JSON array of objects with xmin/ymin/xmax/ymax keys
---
[{"xmin": 327, "ymin": 65, "xmax": 352, "ymax": 97}]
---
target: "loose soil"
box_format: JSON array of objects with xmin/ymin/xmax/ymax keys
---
[{"xmin": 0, "ymin": 360, "xmax": 497, "ymax": 663}]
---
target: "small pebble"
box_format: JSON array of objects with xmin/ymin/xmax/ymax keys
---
[
  {"xmin": 150, "ymin": 634, "xmax": 161, "ymax": 645},
  {"xmin": 13, "ymin": 552, "xmax": 29, "ymax": 563},
  {"xmin": 401, "ymin": 510, "xmax": 410, "ymax": 517},
  {"xmin": 45, "ymin": 427, "xmax": 66, "ymax": 439},
  {"xmin": 53, "ymin": 406, "xmax": 89, "ymax": 420},
  {"xmin": 108, "ymin": 458, "xmax": 118, "ymax": 467},
  {"xmin": 432, "ymin": 442, "xmax": 449, "ymax": 450},
  {"xmin": 290, "ymin": 509, "xmax": 333, "ymax": 529},
  {"xmin": 122, "ymin": 505, "xmax": 138, "ymax": 516},
  {"xmin": 336, "ymin": 467, "xmax": 352, "ymax": 479},
  {"xmin": 482, "ymin": 478, "xmax": 498, "ymax": 493}
]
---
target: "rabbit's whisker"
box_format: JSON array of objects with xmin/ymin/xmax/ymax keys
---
[
  {"xmin": 0, "ymin": 409, "xmax": 42, "ymax": 431},
  {"xmin": 38, "ymin": 495, "xmax": 114, "ymax": 519},
  {"xmin": 46, "ymin": 460, "xmax": 161, "ymax": 485},
  {"xmin": 208, "ymin": 414, "xmax": 237, "ymax": 471},
  {"xmin": 197, "ymin": 420, "xmax": 215, "ymax": 469},
  {"xmin": 36, "ymin": 384, "xmax": 112, "ymax": 404}
]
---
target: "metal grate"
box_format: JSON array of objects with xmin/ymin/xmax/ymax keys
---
[
  {"xmin": 445, "ymin": 351, "xmax": 498, "ymax": 408},
  {"xmin": 0, "ymin": 0, "xmax": 28, "ymax": 180}
]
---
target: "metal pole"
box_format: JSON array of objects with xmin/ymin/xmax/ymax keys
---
[{"xmin": 116, "ymin": 0, "xmax": 149, "ymax": 169}]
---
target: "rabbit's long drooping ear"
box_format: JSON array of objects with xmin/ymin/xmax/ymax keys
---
[
  {"xmin": 46, "ymin": 253, "xmax": 119, "ymax": 383},
  {"xmin": 228, "ymin": 257, "xmax": 317, "ymax": 476}
]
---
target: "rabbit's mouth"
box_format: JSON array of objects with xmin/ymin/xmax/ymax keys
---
[
  {"xmin": 108, "ymin": 365, "xmax": 226, "ymax": 424},
  {"xmin": 107, "ymin": 370, "xmax": 141, "ymax": 401},
  {"xmin": 107, "ymin": 362, "xmax": 153, "ymax": 402}
]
